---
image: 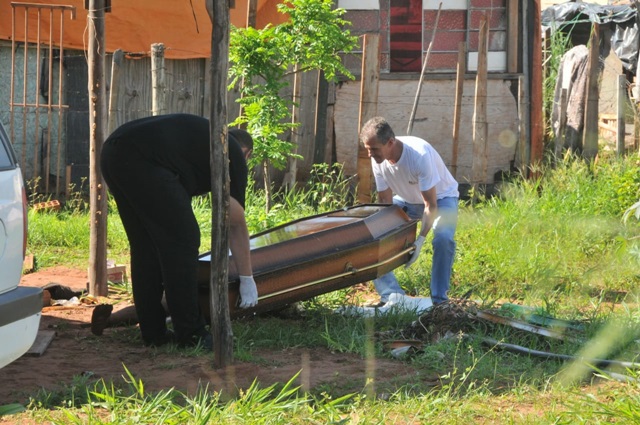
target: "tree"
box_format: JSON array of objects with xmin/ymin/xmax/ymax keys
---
[{"xmin": 228, "ymin": 0, "xmax": 357, "ymax": 210}]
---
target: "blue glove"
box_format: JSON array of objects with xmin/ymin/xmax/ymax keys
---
[
  {"xmin": 405, "ymin": 235, "xmax": 426, "ymax": 268},
  {"xmin": 239, "ymin": 275, "xmax": 258, "ymax": 308}
]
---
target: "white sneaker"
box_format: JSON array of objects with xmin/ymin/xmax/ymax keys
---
[{"xmin": 386, "ymin": 293, "xmax": 433, "ymax": 313}]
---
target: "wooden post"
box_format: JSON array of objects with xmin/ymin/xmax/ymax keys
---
[
  {"xmin": 582, "ymin": 23, "xmax": 600, "ymax": 159},
  {"xmin": 617, "ymin": 74, "xmax": 626, "ymax": 156},
  {"xmin": 554, "ymin": 88, "xmax": 568, "ymax": 163},
  {"xmin": 283, "ymin": 64, "xmax": 301, "ymax": 188},
  {"xmin": 87, "ymin": 0, "xmax": 108, "ymax": 296},
  {"xmin": 507, "ymin": 0, "xmax": 518, "ymax": 73},
  {"xmin": 356, "ymin": 33, "xmax": 380, "ymax": 204},
  {"xmin": 107, "ymin": 49, "xmax": 123, "ymax": 136},
  {"xmin": 208, "ymin": 0, "xmax": 233, "ymax": 369},
  {"xmin": 471, "ymin": 13, "xmax": 488, "ymax": 192},
  {"xmin": 517, "ymin": 75, "xmax": 529, "ymax": 171},
  {"xmin": 582, "ymin": 23, "xmax": 600, "ymax": 160},
  {"xmin": 313, "ymin": 70, "xmax": 329, "ymax": 164},
  {"xmin": 451, "ymin": 41, "xmax": 466, "ymax": 179},
  {"xmin": 151, "ymin": 43, "xmax": 166, "ymax": 116},
  {"xmin": 530, "ymin": 0, "xmax": 544, "ymax": 175},
  {"xmin": 247, "ymin": 0, "xmax": 257, "ymax": 27}
]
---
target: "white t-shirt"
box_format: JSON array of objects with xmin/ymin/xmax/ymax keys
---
[{"xmin": 371, "ymin": 136, "xmax": 459, "ymax": 203}]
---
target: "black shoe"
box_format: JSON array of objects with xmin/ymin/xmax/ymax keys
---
[
  {"xmin": 177, "ymin": 331, "xmax": 213, "ymax": 351},
  {"xmin": 143, "ymin": 329, "xmax": 175, "ymax": 347},
  {"xmin": 90, "ymin": 304, "xmax": 113, "ymax": 336},
  {"xmin": 368, "ymin": 300, "xmax": 387, "ymax": 308}
]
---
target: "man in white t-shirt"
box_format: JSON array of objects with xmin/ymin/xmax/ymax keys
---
[{"xmin": 360, "ymin": 116, "xmax": 459, "ymax": 305}]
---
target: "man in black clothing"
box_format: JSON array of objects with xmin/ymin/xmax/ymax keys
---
[{"xmin": 101, "ymin": 114, "xmax": 258, "ymax": 348}]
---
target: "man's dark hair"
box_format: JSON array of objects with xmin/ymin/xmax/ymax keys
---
[
  {"xmin": 360, "ymin": 116, "xmax": 395, "ymax": 145},
  {"xmin": 229, "ymin": 128, "xmax": 253, "ymax": 151}
]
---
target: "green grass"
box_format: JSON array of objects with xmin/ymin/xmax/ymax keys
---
[{"xmin": 11, "ymin": 153, "xmax": 640, "ymax": 423}]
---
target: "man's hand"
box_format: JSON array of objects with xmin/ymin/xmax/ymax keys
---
[
  {"xmin": 239, "ymin": 275, "xmax": 258, "ymax": 308},
  {"xmin": 405, "ymin": 235, "xmax": 426, "ymax": 268}
]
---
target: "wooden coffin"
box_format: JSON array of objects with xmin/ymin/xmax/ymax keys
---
[{"xmin": 197, "ymin": 204, "xmax": 417, "ymax": 318}]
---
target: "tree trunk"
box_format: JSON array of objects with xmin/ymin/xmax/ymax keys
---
[
  {"xmin": 87, "ymin": 0, "xmax": 108, "ymax": 297},
  {"xmin": 207, "ymin": 0, "xmax": 233, "ymax": 369}
]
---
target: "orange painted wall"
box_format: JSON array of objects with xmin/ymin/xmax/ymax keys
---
[{"xmin": 0, "ymin": 0, "xmax": 287, "ymax": 59}]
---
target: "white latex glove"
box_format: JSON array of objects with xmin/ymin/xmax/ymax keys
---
[
  {"xmin": 405, "ymin": 235, "xmax": 426, "ymax": 268},
  {"xmin": 239, "ymin": 275, "xmax": 259, "ymax": 308}
]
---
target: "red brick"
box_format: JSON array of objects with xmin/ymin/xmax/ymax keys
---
[
  {"xmin": 426, "ymin": 30, "xmax": 466, "ymax": 51},
  {"xmin": 425, "ymin": 10, "xmax": 466, "ymax": 31},
  {"xmin": 424, "ymin": 52, "xmax": 460, "ymax": 71},
  {"xmin": 469, "ymin": 9, "xmax": 506, "ymax": 30},
  {"xmin": 468, "ymin": 30, "xmax": 507, "ymax": 51},
  {"xmin": 471, "ymin": 0, "xmax": 506, "ymax": 7},
  {"xmin": 345, "ymin": 10, "xmax": 380, "ymax": 32}
]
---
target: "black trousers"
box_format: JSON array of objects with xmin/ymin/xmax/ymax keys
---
[{"xmin": 101, "ymin": 138, "xmax": 206, "ymax": 344}]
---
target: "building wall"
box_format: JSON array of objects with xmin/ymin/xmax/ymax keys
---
[
  {"xmin": 334, "ymin": 0, "xmax": 522, "ymax": 185},
  {"xmin": 333, "ymin": 77, "xmax": 521, "ymax": 184}
]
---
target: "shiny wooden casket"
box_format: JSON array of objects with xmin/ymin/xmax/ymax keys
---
[{"xmin": 197, "ymin": 204, "xmax": 417, "ymax": 318}]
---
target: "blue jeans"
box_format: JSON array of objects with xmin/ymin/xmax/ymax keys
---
[{"xmin": 373, "ymin": 196, "xmax": 458, "ymax": 304}]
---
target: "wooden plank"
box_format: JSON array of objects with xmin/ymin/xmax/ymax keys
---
[
  {"xmin": 151, "ymin": 43, "xmax": 167, "ymax": 116},
  {"xmin": 167, "ymin": 59, "xmax": 205, "ymax": 115},
  {"xmin": 554, "ymin": 88, "xmax": 567, "ymax": 161},
  {"xmin": 451, "ymin": 41, "xmax": 465, "ymax": 179},
  {"xmin": 107, "ymin": 49, "xmax": 123, "ymax": 135},
  {"xmin": 26, "ymin": 330, "xmax": 56, "ymax": 357},
  {"xmin": 530, "ymin": 0, "xmax": 544, "ymax": 174},
  {"xmin": 507, "ymin": 0, "xmax": 518, "ymax": 73},
  {"xmin": 356, "ymin": 33, "xmax": 380, "ymax": 204},
  {"xmin": 283, "ymin": 64, "xmax": 302, "ymax": 188},
  {"xmin": 202, "ymin": 58, "xmax": 212, "ymax": 118},
  {"xmin": 471, "ymin": 13, "xmax": 488, "ymax": 187},
  {"xmin": 517, "ymin": 75, "xmax": 528, "ymax": 171},
  {"xmin": 617, "ymin": 74, "xmax": 626, "ymax": 155},
  {"xmin": 313, "ymin": 70, "xmax": 329, "ymax": 164},
  {"xmin": 582, "ymin": 23, "xmax": 600, "ymax": 160},
  {"xmin": 22, "ymin": 254, "xmax": 35, "ymax": 273},
  {"xmin": 247, "ymin": 0, "xmax": 257, "ymax": 27}
]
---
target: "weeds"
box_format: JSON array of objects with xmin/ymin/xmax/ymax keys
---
[{"xmin": 16, "ymin": 151, "xmax": 640, "ymax": 423}]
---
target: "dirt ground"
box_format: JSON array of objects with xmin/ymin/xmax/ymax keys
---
[{"xmin": 1, "ymin": 267, "xmax": 424, "ymax": 406}]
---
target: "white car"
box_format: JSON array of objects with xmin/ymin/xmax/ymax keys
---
[{"xmin": 0, "ymin": 121, "xmax": 41, "ymax": 368}]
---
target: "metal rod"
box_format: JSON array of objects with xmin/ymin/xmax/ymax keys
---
[
  {"xmin": 21, "ymin": 6, "xmax": 29, "ymax": 169},
  {"xmin": 56, "ymin": 9, "xmax": 66, "ymax": 194},
  {"xmin": 33, "ymin": 8, "xmax": 42, "ymax": 185},
  {"xmin": 10, "ymin": 6, "xmax": 17, "ymax": 144},
  {"xmin": 10, "ymin": 2, "xmax": 75, "ymax": 12},
  {"xmin": 46, "ymin": 8, "xmax": 54, "ymax": 194}
]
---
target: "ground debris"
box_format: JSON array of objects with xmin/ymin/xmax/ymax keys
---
[{"xmin": 379, "ymin": 298, "xmax": 483, "ymax": 343}]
